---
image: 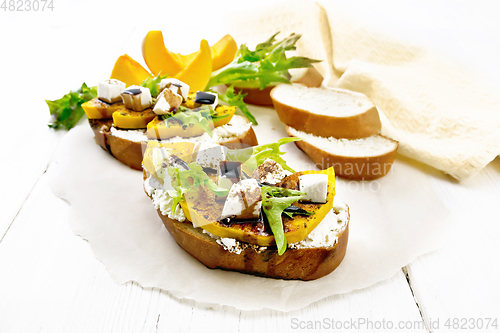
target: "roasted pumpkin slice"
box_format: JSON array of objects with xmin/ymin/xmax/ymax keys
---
[
  {"xmin": 212, "ymin": 105, "xmax": 236, "ymax": 127},
  {"xmin": 143, "ymin": 140, "xmax": 197, "ymax": 184},
  {"xmin": 82, "ymin": 98, "xmax": 124, "ymax": 119},
  {"xmin": 146, "ymin": 116, "xmax": 214, "ymax": 140},
  {"xmin": 112, "ymin": 107, "xmax": 156, "ymax": 129},
  {"xmin": 182, "ymin": 168, "xmax": 336, "ymax": 246}
]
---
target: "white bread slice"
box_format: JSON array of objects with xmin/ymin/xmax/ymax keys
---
[
  {"xmin": 213, "ymin": 115, "xmax": 258, "ymax": 149},
  {"xmin": 271, "ymin": 84, "xmax": 382, "ymax": 139},
  {"xmin": 287, "ymin": 126, "xmax": 398, "ymax": 180}
]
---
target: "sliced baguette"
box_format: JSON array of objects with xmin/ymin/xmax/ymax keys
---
[
  {"xmin": 156, "ymin": 202, "xmax": 349, "ymax": 281},
  {"xmin": 271, "ymin": 84, "xmax": 382, "ymax": 139},
  {"xmin": 233, "ymin": 66, "xmax": 324, "ymax": 107},
  {"xmin": 89, "ymin": 115, "xmax": 258, "ymax": 170},
  {"xmin": 287, "ymin": 126, "xmax": 398, "ymax": 180}
]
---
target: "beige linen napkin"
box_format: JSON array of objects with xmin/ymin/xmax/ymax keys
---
[{"xmin": 226, "ymin": 1, "xmax": 500, "ymax": 180}]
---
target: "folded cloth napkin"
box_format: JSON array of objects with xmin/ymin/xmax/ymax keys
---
[{"xmin": 226, "ymin": 0, "xmax": 500, "ymax": 180}]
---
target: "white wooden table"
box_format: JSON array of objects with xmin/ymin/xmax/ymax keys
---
[{"xmin": 1, "ymin": 1, "xmax": 499, "ymax": 332}]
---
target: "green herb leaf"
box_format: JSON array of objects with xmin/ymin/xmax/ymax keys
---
[
  {"xmin": 261, "ymin": 185, "xmax": 305, "ymax": 255},
  {"xmin": 207, "ymin": 32, "xmax": 321, "ymax": 89},
  {"xmin": 140, "ymin": 73, "xmax": 169, "ymax": 97},
  {"xmin": 282, "ymin": 206, "xmax": 314, "ymax": 219},
  {"xmin": 46, "ymin": 83, "xmax": 97, "ymax": 130},
  {"xmin": 226, "ymin": 137, "xmax": 301, "ymax": 173},
  {"xmin": 216, "ymin": 84, "xmax": 258, "ymax": 125},
  {"xmin": 163, "ymin": 108, "xmax": 213, "ymax": 136}
]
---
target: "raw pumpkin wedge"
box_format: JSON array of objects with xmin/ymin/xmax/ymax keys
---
[
  {"xmin": 183, "ymin": 34, "xmax": 237, "ymax": 71},
  {"xmin": 174, "ymin": 39, "xmax": 212, "ymax": 92},
  {"xmin": 112, "ymin": 107, "xmax": 156, "ymax": 129},
  {"xmin": 110, "ymin": 54, "xmax": 150, "ymax": 87},
  {"xmin": 82, "ymin": 98, "xmax": 124, "ymax": 119},
  {"xmin": 142, "ymin": 31, "xmax": 185, "ymax": 77},
  {"xmin": 211, "ymin": 34, "xmax": 238, "ymax": 70}
]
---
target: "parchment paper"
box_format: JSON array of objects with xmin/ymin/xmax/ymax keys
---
[{"xmin": 48, "ymin": 106, "xmax": 450, "ymax": 311}]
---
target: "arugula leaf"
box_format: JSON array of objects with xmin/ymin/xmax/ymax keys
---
[
  {"xmin": 162, "ymin": 108, "xmax": 213, "ymax": 136},
  {"xmin": 46, "ymin": 83, "xmax": 97, "ymax": 130},
  {"xmin": 166, "ymin": 162, "xmax": 231, "ymax": 215},
  {"xmin": 261, "ymin": 185, "xmax": 305, "ymax": 255},
  {"xmin": 226, "ymin": 137, "xmax": 301, "ymax": 173},
  {"xmin": 207, "ymin": 32, "xmax": 321, "ymax": 89},
  {"xmin": 282, "ymin": 205, "xmax": 314, "ymax": 219},
  {"xmin": 141, "ymin": 73, "xmax": 168, "ymax": 97},
  {"xmin": 215, "ymin": 84, "xmax": 257, "ymax": 125}
]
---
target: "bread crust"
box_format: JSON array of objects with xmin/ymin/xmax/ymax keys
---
[
  {"xmin": 234, "ymin": 85, "xmax": 275, "ymax": 106},
  {"xmin": 271, "ymin": 86, "xmax": 382, "ymax": 139},
  {"xmin": 286, "ymin": 126, "xmax": 398, "ymax": 180},
  {"xmin": 89, "ymin": 119, "xmax": 145, "ymax": 170},
  {"xmin": 157, "ymin": 207, "xmax": 349, "ymax": 281},
  {"xmin": 89, "ymin": 117, "xmax": 258, "ymax": 170}
]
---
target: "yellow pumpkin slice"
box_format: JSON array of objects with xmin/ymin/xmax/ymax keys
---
[
  {"xmin": 179, "ymin": 168, "xmax": 336, "ymax": 246},
  {"xmin": 82, "ymin": 98, "xmax": 124, "ymax": 119},
  {"xmin": 212, "ymin": 105, "xmax": 236, "ymax": 128},
  {"xmin": 112, "ymin": 107, "xmax": 156, "ymax": 129},
  {"xmin": 211, "ymin": 34, "xmax": 238, "ymax": 70},
  {"xmin": 110, "ymin": 54, "xmax": 151, "ymax": 87},
  {"xmin": 183, "ymin": 34, "xmax": 237, "ymax": 71},
  {"xmin": 142, "ymin": 31, "xmax": 185, "ymax": 77},
  {"xmin": 146, "ymin": 116, "xmax": 214, "ymax": 140},
  {"xmin": 143, "ymin": 140, "xmax": 197, "ymax": 184},
  {"xmin": 175, "ymin": 39, "xmax": 212, "ymax": 93}
]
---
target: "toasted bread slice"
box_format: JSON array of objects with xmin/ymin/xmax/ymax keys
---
[
  {"xmin": 287, "ymin": 126, "xmax": 398, "ymax": 180},
  {"xmin": 156, "ymin": 201, "xmax": 349, "ymax": 281},
  {"xmin": 233, "ymin": 66, "xmax": 324, "ymax": 106},
  {"xmin": 89, "ymin": 119, "xmax": 146, "ymax": 170},
  {"xmin": 89, "ymin": 115, "xmax": 258, "ymax": 170},
  {"xmin": 271, "ymin": 84, "xmax": 382, "ymax": 139}
]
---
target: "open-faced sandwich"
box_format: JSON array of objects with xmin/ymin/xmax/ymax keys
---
[
  {"xmin": 81, "ymin": 75, "xmax": 258, "ymax": 170},
  {"xmin": 142, "ymin": 138, "xmax": 349, "ymax": 280}
]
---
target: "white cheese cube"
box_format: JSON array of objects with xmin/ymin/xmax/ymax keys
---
[
  {"xmin": 153, "ymin": 95, "xmax": 171, "ymax": 115},
  {"xmin": 159, "ymin": 78, "xmax": 190, "ymax": 102},
  {"xmin": 221, "ymin": 179, "xmax": 262, "ymax": 220},
  {"xmin": 121, "ymin": 85, "xmax": 153, "ymax": 111},
  {"xmin": 299, "ymin": 174, "xmax": 328, "ymax": 203},
  {"xmin": 153, "ymin": 88, "xmax": 182, "ymax": 115},
  {"xmin": 98, "ymin": 79, "xmax": 126, "ymax": 104},
  {"xmin": 195, "ymin": 143, "xmax": 227, "ymax": 170},
  {"xmin": 251, "ymin": 158, "xmax": 287, "ymax": 185}
]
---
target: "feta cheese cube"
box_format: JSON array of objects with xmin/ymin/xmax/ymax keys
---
[
  {"xmin": 195, "ymin": 143, "xmax": 227, "ymax": 170},
  {"xmin": 153, "ymin": 88, "xmax": 182, "ymax": 115},
  {"xmin": 159, "ymin": 78, "xmax": 190, "ymax": 102},
  {"xmin": 98, "ymin": 79, "xmax": 125, "ymax": 104},
  {"xmin": 221, "ymin": 179, "xmax": 262, "ymax": 220},
  {"xmin": 121, "ymin": 85, "xmax": 153, "ymax": 111},
  {"xmin": 299, "ymin": 174, "xmax": 328, "ymax": 203},
  {"xmin": 251, "ymin": 158, "xmax": 287, "ymax": 185},
  {"xmin": 153, "ymin": 95, "xmax": 171, "ymax": 115}
]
